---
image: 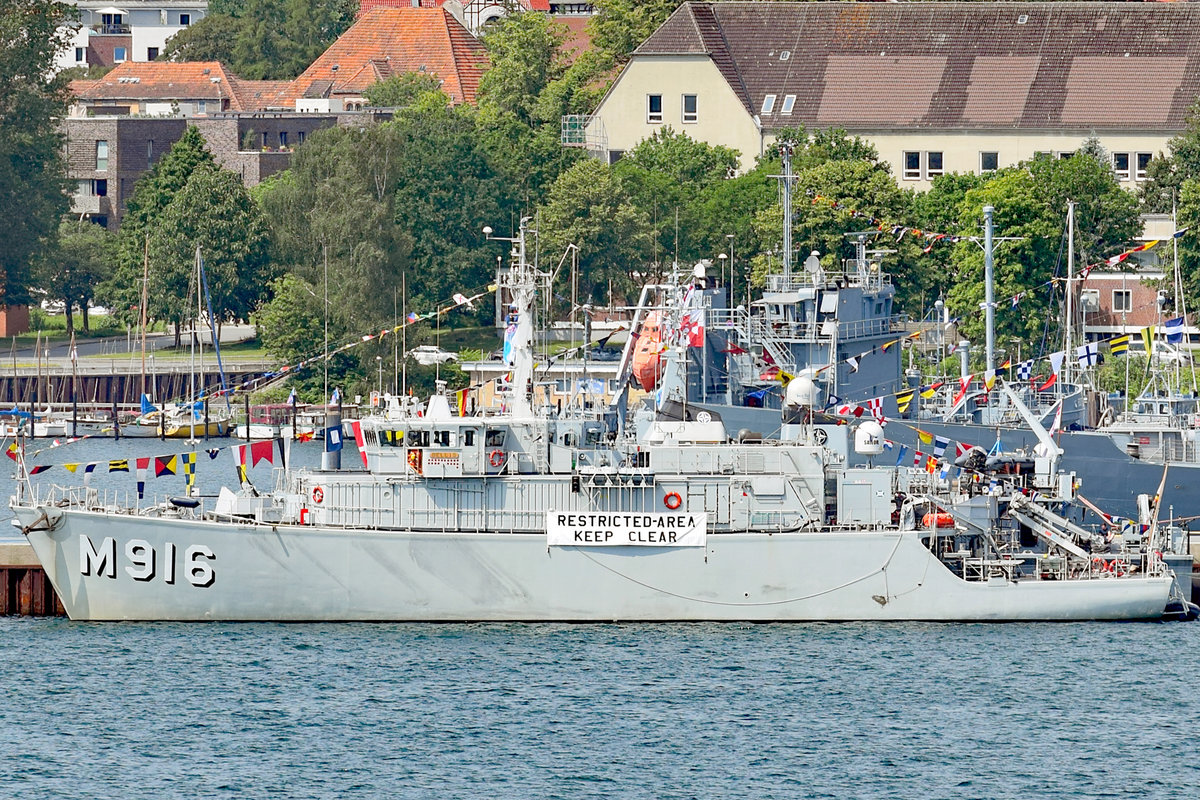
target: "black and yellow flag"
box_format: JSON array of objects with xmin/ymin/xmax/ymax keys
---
[
  {"xmin": 108, "ymin": 460, "xmax": 128, "ymax": 473},
  {"xmin": 1109, "ymin": 335, "xmax": 1130, "ymax": 356},
  {"xmin": 896, "ymin": 390, "xmax": 915, "ymax": 414}
]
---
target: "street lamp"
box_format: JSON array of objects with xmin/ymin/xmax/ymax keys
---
[
  {"xmin": 376, "ymin": 355, "xmax": 383, "ymax": 396},
  {"xmin": 717, "ymin": 252, "xmax": 727, "ymax": 291}
]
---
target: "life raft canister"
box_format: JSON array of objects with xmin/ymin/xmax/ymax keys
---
[
  {"xmin": 922, "ymin": 512, "xmax": 954, "ymax": 528},
  {"xmin": 664, "ymin": 492, "xmax": 682, "ymax": 510}
]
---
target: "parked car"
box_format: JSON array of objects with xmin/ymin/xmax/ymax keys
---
[{"xmin": 407, "ymin": 345, "xmax": 458, "ymax": 366}]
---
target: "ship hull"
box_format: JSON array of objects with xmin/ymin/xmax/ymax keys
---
[{"xmin": 16, "ymin": 506, "xmax": 1171, "ymax": 622}]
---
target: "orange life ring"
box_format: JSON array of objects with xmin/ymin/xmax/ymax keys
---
[
  {"xmin": 312, "ymin": 486, "xmax": 324, "ymax": 504},
  {"xmin": 489, "ymin": 449, "xmax": 506, "ymax": 468},
  {"xmin": 664, "ymin": 492, "xmax": 682, "ymax": 510}
]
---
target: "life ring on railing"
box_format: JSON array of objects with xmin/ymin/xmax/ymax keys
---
[
  {"xmin": 664, "ymin": 492, "xmax": 682, "ymax": 510},
  {"xmin": 489, "ymin": 449, "xmax": 507, "ymax": 468},
  {"xmin": 312, "ymin": 486, "xmax": 324, "ymax": 504}
]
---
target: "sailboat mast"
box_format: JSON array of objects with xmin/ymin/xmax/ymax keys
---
[
  {"xmin": 1063, "ymin": 201, "xmax": 1075, "ymax": 395},
  {"xmin": 140, "ymin": 235, "xmax": 149, "ymax": 400}
]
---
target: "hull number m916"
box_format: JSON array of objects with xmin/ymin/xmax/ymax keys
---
[{"xmin": 79, "ymin": 535, "xmax": 216, "ymax": 588}]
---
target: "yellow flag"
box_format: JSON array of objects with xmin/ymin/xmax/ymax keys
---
[
  {"xmin": 917, "ymin": 429, "xmax": 934, "ymax": 445},
  {"xmin": 64, "ymin": 463, "xmax": 79, "ymax": 473},
  {"xmin": 896, "ymin": 390, "xmax": 915, "ymax": 414},
  {"xmin": 1140, "ymin": 325, "xmax": 1154, "ymax": 354},
  {"xmin": 1109, "ymin": 335, "xmax": 1130, "ymax": 356}
]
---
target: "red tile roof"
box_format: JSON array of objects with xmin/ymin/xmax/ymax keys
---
[
  {"xmin": 285, "ymin": 7, "xmax": 488, "ymax": 106},
  {"xmin": 359, "ymin": 0, "xmax": 550, "ymax": 15},
  {"xmin": 71, "ymin": 61, "xmax": 248, "ymax": 108}
]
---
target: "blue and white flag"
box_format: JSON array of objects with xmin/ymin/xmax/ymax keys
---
[
  {"xmin": 326, "ymin": 426, "xmax": 343, "ymax": 451},
  {"xmin": 894, "ymin": 444, "xmax": 908, "ymax": 467},
  {"xmin": 330, "ymin": 387, "xmax": 341, "ymax": 405},
  {"xmin": 140, "ymin": 393, "xmax": 157, "ymax": 416},
  {"xmin": 1165, "ymin": 316, "xmax": 1185, "ymax": 344},
  {"xmin": 287, "ymin": 388, "xmax": 296, "ymax": 406},
  {"xmin": 933, "ymin": 435, "xmax": 950, "ymax": 458},
  {"xmin": 1015, "ymin": 359, "xmax": 1034, "ymax": 380},
  {"xmin": 503, "ymin": 323, "xmax": 517, "ymax": 365},
  {"xmin": 1075, "ymin": 342, "xmax": 1100, "ymax": 367}
]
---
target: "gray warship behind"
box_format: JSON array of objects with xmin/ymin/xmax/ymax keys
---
[
  {"xmin": 663, "ymin": 153, "xmax": 1200, "ymax": 523},
  {"xmin": 8, "ymin": 220, "xmax": 1182, "ymax": 622}
]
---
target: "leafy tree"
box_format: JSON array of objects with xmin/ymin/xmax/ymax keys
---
[
  {"xmin": 536, "ymin": 158, "xmax": 654, "ymax": 301},
  {"xmin": 589, "ymin": 0, "xmax": 682, "ymax": 63},
  {"xmin": 1140, "ymin": 100, "xmax": 1200, "ymax": 213},
  {"xmin": 946, "ymin": 150, "xmax": 1140, "ymax": 353},
  {"xmin": 34, "ymin": 220, "xmax": 117, "ymax": 335},
  {"xmin": 766, "ymin": 126, "xmax": 883, "ymax": 170},
  {"xmin": 478, "ymin": 12, "xmax": 567, "ymax": 126},
  {"xmin": 255, "ymin": 274, "xmax": 325, "ymax": 367},
  {"xmin": 162, "ymin": 0, "xmax": 357, "ymax": 80},
  {"xmin": 613, "ymin": 127, "xmax": 740, "ymax": 266},
  {"xmin": 363, "ymin": 72, "xmax": 445, "ymax": 108},
  {"xmin": 102, "ymin": 127, "xmax": 216, "ymax": 329},
  {"xmin": 1, "ymin": 0, "xmax": 76, "ymax": 308},
  {"xmin": 146, "ymin": 164, "xmax": 270, "ymax": 340},
  {"xmin": 1174, "ymin": 178, "xmax": 1200, "ymax": 312}
]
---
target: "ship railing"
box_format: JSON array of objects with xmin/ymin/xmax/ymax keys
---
[
  {"xmin": 763, "ymin": 270, "xmax": 891, "ymax": 294},
  {"xmin": 23, "ymin": 483, "xmax": 213, "ymax": 519}
]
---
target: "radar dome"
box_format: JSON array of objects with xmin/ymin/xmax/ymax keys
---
[
  {"xmin": 785, "ymin": 376, "xmax": 818, "ymax": 407},
  {"xmin": 854, "ymin": 420, "xmax": 886, "ymax": 455}
]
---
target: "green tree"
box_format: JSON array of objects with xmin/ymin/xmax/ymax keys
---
[
  {"xmin": 147, "ymin": 164, "xmax": 270, "ymax": 339},
  {"xmin": 162, "ymin": 0, "xmax": 357, "ymax": 80},
  {"xmin": 478, "ymin": 11, "xmax": 567, "ymax": 125},
  {"xmin": 589, "ymin": 0, "xmax": 681, "ymax": 62},
  {"xmin": 946, "ymin": 151, "xmax": 1140, "ymax": 352},
  {"xmin": 102, "ymin": 127, "xmax": 216, "ymax": 329},
  {"xmin": 363, "ymin": 72, "xmax": 445, "ymax": 108},
  {"xmin": 1140, "ymin": 100, "xmax": 1200, "ymax": 212},
  {"xmin": 536, "ymin": 158, "xmax": 654, "ymax": 301},
  {"xmin": 35, "ymin": 220, "xmax": 117, "ymax": 335},
  {"xmin": 1, "ymin": 0, "xmax": 76, "ymax": 308},
  {"xmin": 255, "ymin": 274, "xmax": 325, "ymax": 367}
]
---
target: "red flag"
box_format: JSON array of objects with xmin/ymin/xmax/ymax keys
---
[
  {"xmin": 681, "ymin": 308, "xmax": 705, "ymax": 347},
  {"xmin": 952, "ymin": 375, "xmax": 972, "ymax": 406},
  {"xmin": 249, "ymin": 439, "xmax": 274, "ymax": 467},
  {"xmin": 1038, "ymin": 373, "xmax": 1058, "ymax": 392},
  {"xmin": 955, "ymin": 442, "xmax": 971, "ymax": 458},
  {"xmin": 350, "ymin": 420, "xmax": 367, "ymax": 469}
]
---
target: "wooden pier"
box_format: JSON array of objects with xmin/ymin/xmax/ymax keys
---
[{"xmin": 0, "ymin": 543, "xmax": 64, "ymax": 617}]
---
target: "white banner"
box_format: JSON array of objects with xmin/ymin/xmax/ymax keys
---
[{"xmin": 547, "ymin": 512, "xmax": 707, "ymax": 547}]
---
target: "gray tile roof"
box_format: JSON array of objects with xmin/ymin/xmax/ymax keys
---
[{"xmin": 634, "ymin": 2, "xmax": 1200, "ymax": 131}]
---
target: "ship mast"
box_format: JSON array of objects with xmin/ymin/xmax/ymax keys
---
[{"xmin": 487, "ymin": 217, "xmax": 543, "ymax": 418}]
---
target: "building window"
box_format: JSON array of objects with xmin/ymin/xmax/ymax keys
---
[
  {"xmin": 297, "ymin": 131, "xmax": 306, "ymax": 145},
  {"xmin": 94, "ymin": 179, "xmax": 107, "ymax": 197},
  {"xmin": 980, "ymin": 152, "xmax": 999, "ymax": 172},
  {"xmin": 147, "ymin": 47, "xmax": 159, "ymax": 60},
  {"xmin": 180, "ymin": 13, "xmax": 191, "ymax": 25},
  {"xmin": 147, "ymin": 140, "xmax": 153, "ymax": 161},
  {"xmin": 1058, "ymin": 151, "xmax": 1075, "ymax": 159},
  {"xmin": 75, "ymin": 47, "xmax": 85, "ymax": 62},
  {"xmin": 926, "ymin": 151, "xmax": 944, "ymax": 179},
  {"xmin": 780, "ymin": 95, "xmax": 796, "ymax": 115},
  {"xmin": 1113, "ymin": 289, "xmax": 1133, "ymax": 313},
  {"xmin": 196, "ymin": 99, "xmax": 206, "ymax": 113},
  {"xmin": 903, "ymin": 151, "xmax": 920, "ymax": 180},
  {"xmin": 647, "ymin": 94, "xmax": 662, "ymax": 123},
  {"xmin": 95, "ymin": 140, "xmax": 108, "ymax": 171},
  {"xmin": 761, "ymin": 94, "xmax": 776, "ymax": 114},
  {"xmin": 1033, "ymin": 151, "xmax": 1051, "ymax": 160},
  {"xmin": 262, "ymin": 131, "xmax": 269, "ymax": 148},
  {"xmin": 681, "ymin": 94, "xmax": 697, "ymax": 123},
  {"xmin": 608, "ymin": 149, "xmax": 624, "ymax": 165},
  {"xmin": 1136, "ymin": 152, "xmax": 1152, "ymax": 181},
  {"xmin": 279, "ymin": 131, "xmax": 288, "ymax": 147},
  {"xmin": 1113, "ymin": 152, "xmax": 1130, "ymax": 181},
  {"xmin": 113, "ymin": 47, "xmax": 126, "ymax": 62}
]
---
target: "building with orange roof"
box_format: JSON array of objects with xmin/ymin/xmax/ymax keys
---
[{"xmin": 283, "ymin": 7, "xmax": 488, "ymax": 110}]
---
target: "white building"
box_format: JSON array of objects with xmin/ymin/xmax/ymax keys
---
[
  {"xmin": 56, "ymin": 1, "xmax": 208, "ymax": 73},
  {"xmin": 583, "ymin": 2, "xmax": 1200, "ymax": 189}
]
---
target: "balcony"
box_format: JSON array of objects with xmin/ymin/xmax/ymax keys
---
[
  {"xmin": 70, "ymin": 194, "xmax": 111, "ymax": 215},
  {"xmin": 91, "ymin": 24, "xmax": 130, "ymax": 35}
]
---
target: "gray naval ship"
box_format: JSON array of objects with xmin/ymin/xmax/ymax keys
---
[{"xmin": 8, "ymin": 220, "xmax": 1180, "ymax": 622}]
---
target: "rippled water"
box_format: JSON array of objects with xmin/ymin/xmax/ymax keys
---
[{"xmin": 1, "ymin": 621, "xmax": 1196, "ymax": 799}]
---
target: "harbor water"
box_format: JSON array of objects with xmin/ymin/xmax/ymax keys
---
[
  {"xmin": 1, "ymin": 619, "xmax": 1198, "ymax": 798},
  {"xmin": 3, "ymin": 440, "xmax": 1200, "ymax": 797}
]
